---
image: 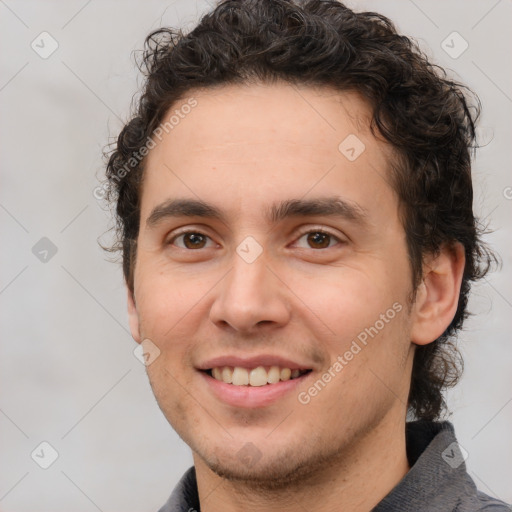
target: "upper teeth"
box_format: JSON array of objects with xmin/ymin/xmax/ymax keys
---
[{"xmin": 210, "ymin": 366, "xmax": 306, "ymax": 386}]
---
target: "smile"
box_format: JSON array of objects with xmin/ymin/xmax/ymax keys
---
[{"xmin": 206, "ymin": 366, "xmax": 312, "ymax": 386}]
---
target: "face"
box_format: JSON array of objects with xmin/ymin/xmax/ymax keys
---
[{"xmin": 128, "ymin": 82, "xmax": 418, "ymax": 484}]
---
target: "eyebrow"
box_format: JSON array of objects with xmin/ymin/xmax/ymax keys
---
[{"xmin": 145, "ymin": 196, "xmax": 368, "ymax": 228}]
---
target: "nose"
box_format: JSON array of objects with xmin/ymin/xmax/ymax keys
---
[{"xmin": 209, "ymin": 253, "xmax": 291, "ymax": 334}]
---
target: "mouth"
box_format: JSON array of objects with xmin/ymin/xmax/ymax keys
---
[
  {"xmin": 203, "ymin": 366, "xmax": 312, "ymax": 386},
  {"xmin": 198, "ymin": 364, "xmax": 314, "ymax": 408},
  {"xmin": 196, "ymin": 355, "xmax": 316, "ymax": 407}
]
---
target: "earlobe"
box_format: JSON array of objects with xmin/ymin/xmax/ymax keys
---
[
  {"xmin": 410, "ymin": 243, "xmax": 465, "ymax": 346},
  {"xmin": 127, "ymin": 286, "xmax": 142, "ymax": 344}
]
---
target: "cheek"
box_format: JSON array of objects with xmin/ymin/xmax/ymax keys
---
[
  {"xmin": 135, "ymin": 268, "xmax": 205, "ymax": 340},
  {"xmin": 291, "ymin": 267, "xmax": 404, "ymax": 344},
  {"xmin": 145, "ymin": 362, "xmax": 196, "ymax": 438},
  {"xmin": 291, "ymin": 265, "xmax": 412, "ymax": 403}
]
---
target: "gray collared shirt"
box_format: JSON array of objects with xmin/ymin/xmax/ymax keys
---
[{"xmin": 157, "ymin": 421, "xmax": 510, "ymax": 511}]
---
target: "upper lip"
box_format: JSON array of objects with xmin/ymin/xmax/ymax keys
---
[{"xmin": 196, "ymin": 354, "xmax": 315, "ymax": 371}]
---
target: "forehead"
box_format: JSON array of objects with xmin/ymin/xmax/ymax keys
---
[
  {"xmin": 158, "ymin": 81, "xmax": 374, "ymax": 154},
  {"xmin": 140, "ymin": 81, "xmax": 396, "ymax": 223}
]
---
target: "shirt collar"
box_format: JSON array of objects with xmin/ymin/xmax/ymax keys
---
[{"xmin": 158, "ymin": 421, "xmax": 486, "ymax": 512}]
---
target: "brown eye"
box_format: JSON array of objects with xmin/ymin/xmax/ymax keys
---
[
  {"xmin": 294, "ymin": 230, "xmax": 341, "ymax": 250},
  {"xmin": 171, "ymin": 232, "xmax": 213, "ymax": 250},
  {"xmin": 306, "ymin": 232, "xmax": 332, "ymax": 249},
  {"xmin": 183, "ymin": 233, "xmax": 206, "ymax": 249}
]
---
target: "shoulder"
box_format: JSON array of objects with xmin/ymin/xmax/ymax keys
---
[
  {"xmin": 438, "ymin": 469, "xmax": 511, "ymax": 512},
  {"xmin": 463, "ymin": 489, "xmax": 512, "ymax": 511}
]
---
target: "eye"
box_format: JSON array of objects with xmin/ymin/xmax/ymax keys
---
[
  {"xmin": 168, "ymin": 231, "xmax": 215, "ymax": 250},
  {"xmin": 294, "ymin": 229, "xmax": 344, "ymax": 250}
]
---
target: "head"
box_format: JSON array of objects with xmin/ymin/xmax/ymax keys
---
[{"xmin": 103, "ymin": 0, "xmax": 495, "ymax": 484}]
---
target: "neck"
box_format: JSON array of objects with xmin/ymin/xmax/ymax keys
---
[{"xmin": 194, "ymin": 411, "xmax": 410, "ymax": 512}]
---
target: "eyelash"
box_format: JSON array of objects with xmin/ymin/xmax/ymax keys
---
[{"xmin": 167, "ymin": 227, "xmax": 344, "ymax": 250}]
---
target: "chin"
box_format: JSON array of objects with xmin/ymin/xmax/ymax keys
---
[
  {"xmin": 206, "ymin": 457, "xmax": 309, "ymax": 489},
  {"xmin": 197, "ymin": 439, "xmax": 335, "ymax": 491}
]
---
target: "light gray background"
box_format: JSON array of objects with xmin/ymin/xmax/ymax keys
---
[{"xmin": 1, "ymin": 1, "xmax": 511, "ymax": 510}]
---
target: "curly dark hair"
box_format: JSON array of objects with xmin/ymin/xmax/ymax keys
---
[{"xmin": 103, "ymin": 0, "xmax": 496, "ymax": 421}]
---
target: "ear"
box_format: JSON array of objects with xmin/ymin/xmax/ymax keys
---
[
  {"xmin": 127, "ymin": 286, "xmax": 142, "ymax": 344},
  {"xmin": 410, "ymin": 242, "xmax": 465, "ymax": 346}
]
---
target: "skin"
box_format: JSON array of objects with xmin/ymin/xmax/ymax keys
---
[{"xmin": 127, "ymin": 82, "xmax": 465, "ymax": 511}]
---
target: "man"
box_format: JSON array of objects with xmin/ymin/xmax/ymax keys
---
[{"xmin": 103, "ymin": 0, "xmax": 509, "ymax": 510}]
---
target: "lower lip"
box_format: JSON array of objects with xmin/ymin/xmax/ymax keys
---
[{"xmin": 199, "ymin": 371, "xmax": 310, "ymax": 408}]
